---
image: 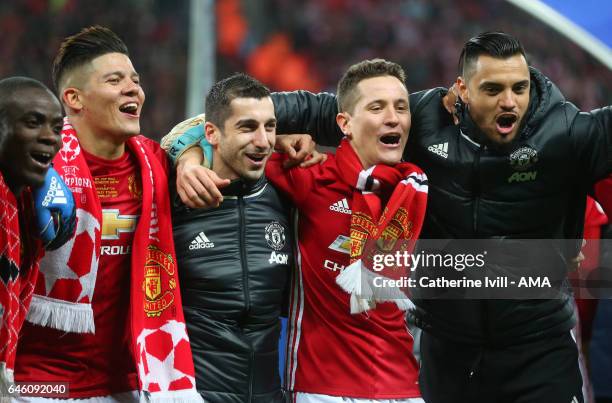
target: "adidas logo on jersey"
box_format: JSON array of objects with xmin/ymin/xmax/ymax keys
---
[
  {"xmin": 189, "ymin": 231, "xmax": 214, "ymax": 250},
  {"xmin": 41, "ymin": 176, "xmax": 68, "ymax": 207},
  {"xmin": 329, "ymin": 198, "xmax": 352, "ymax": 214},
  {"xmin": 427, "ymin": 142, "xmax": 448, "ymax": 159}
]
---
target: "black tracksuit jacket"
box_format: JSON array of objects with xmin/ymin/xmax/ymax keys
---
[{"xmin": 172, "ymin": 176, "xmax": 292, "ymax": 402}]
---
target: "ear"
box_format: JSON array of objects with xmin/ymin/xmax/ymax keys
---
[
  {"xmin": 336, "ymin": 112, "xmax": 352, "ymax": 139},
  {"xmin": 62, "ymin": 88, "xmax": 83, "ymax": 112},
  {"xmin": 204, "ymin": 122, "xmax": 220, "ymax": 147},
  {"xmin": 456, "ymin": 76, "xmax": 469, "ymax": 104}
]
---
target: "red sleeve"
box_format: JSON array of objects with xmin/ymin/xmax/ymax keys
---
[
  {"xmin": 594, "ymin": 176, "xmax": 612, "ymax": 217},
  {"xmin": 574, "ymin": 196, "xmax": 608, "ymax": 342},
  {"xmin": 265, "ymin": 153, "xmax": 315, "ymax": 208}
]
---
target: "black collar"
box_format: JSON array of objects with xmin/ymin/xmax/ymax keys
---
[{"xmin": 221, "ymin": 175, "xmax": 267, "ymax": 196}]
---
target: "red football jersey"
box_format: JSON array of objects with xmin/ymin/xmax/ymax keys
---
[
  {"xmin": 266, "ymin": 153, "xmax": 421, "ymax": 399},
  {"xmin": 16, "ymin": 148, "xmax": 142, "ymax": 397}
]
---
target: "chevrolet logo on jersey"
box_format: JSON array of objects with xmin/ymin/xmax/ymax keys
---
[{"xmin": 102, "ymin": 209, "xmax": 139, "ymax": 240}]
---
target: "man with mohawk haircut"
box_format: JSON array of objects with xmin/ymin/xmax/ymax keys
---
[{"xmin": 14, "ymin": 26, "xmax": 201, "ymax": 402}]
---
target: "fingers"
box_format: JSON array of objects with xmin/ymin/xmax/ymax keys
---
[
  {"xmin": 285, "ymin": 142, "xmax": 298, "ymax": 159},
  {"xmin": 276, "ymin": 135, "xmax": 298, "ymax": 157},
  {"xmin": 568, "ymin": 246, "xmax": 586, "ymax": 272},
  {"xmin": 280, "ymin": 134, "xmax": 315, "ymax": 168},
  {"xmin": 176, "ymin": 165, "xmax": 229, "ymax": 209},
  {"xmin": 299, "ymin": 135, "xmax": 316, "ymax": 153},
  {"xmin": 300, "ymin": 150, "xmax": 328, "ymax": 168},
  {"xmin": 185, "ymin": 174, "xmax": 217, "ymax": 208},
  {"xmin": 177, "ymin": 184, "xmax": 206, "ymax": 209},
  {"xmin": 208, "ymin": 170, "xmax": 231, "ymax": 188},
  {"xmin": 191, "ymin": 169, "xmax": 223, "ymax": 208},
  {"xmin": 442, "ymin": 84, "xmax": 460, "ymax": 125},
  {"xmin": 291, "ymin": 145, "xmax": 311, "ymax": 166}
]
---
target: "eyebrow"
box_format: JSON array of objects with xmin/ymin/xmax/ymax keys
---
[
  {"xmin": 479, "ymin": 79, "xmax": 529, "ymax": 90},
  {"xmin": 479, "ymin": 82, "xmax": 502, "ymax": 90},
  {"xmin": 101, "ymin": 71, "xmax": 140, "ymax": 79},
  {"xmin": 513, "ymin": 80, "xmax": 530, "ymax": 87},
  {"xmin": 366, "ymin": 98, "xmax": 409, "ymax": 106},
  {"xmin": 234, "ymin": 118, "xmax": 277, "ymax": 127},
  {"xmin": 22, "ymin": 110, "xmax": 63, "ymax": 122}
]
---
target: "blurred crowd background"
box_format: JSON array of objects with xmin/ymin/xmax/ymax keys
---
[
  {"xmin": 1, "ymin": 0, "xmax": 611, "ymax": 401},
  {"xmin": 1, "ymin": 0, "xmax": 610, "ymax": 141}
]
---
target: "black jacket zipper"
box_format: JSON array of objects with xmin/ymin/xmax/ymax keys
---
[
  {"xmin": 238, "ymin": 195, "xmax": 254, "ymax": 401},
  {"xmin": 472, "ymin": 145, "xmax": 484, "ymax": 235}
]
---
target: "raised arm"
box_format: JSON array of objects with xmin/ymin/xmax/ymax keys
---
[
  {"xmin": 270, "ymin": 89, "xmax": 454, "ymax": 146},
  {"xmin": 272, "ymin": 90, "xmax": 342, "ymax": 147}
]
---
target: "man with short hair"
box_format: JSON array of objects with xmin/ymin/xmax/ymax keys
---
[
  {"xmin": 265, "ymin": 58, "xmax": 427, "ymax": 402},
  {"xmin": 14, "ymin": 27, "xmax": 201, "ymax": 402},
  {"xmin": 0, "ymin": 76, "xmax": 73, "ymax": 389},
  {"xmin": 169, "ymin": 59, "xmax": 427, "ymax": 402},
  {"xmin": 170, "ymin": 73, "xmax": 293, "ymax": 402}
]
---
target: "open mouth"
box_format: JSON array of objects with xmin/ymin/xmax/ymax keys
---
[
  {"xmin": 119, "ymin": 102, "xmax": 139, "ymax": 116},
  {"xmin": 30, "ymin": 151, "xmax": 53, "ymax": 168},
  {"xmin": 379, "ymin": 134, "xmax": 401, "ymax": 146},
  {"xmin": 245, "ymin": 153, "xmax": 268, "ymax": 164},
  {"xmin": 496, "ymin": 114, "xmax": 518, "ymax": 135}
]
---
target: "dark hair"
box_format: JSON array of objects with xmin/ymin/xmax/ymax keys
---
[
  {"xmin": 337, "ymin": 58, "xmax": 406, "ymax": 113},
  {"xmin": 205, "ymin": 73, "xmax": 271, "ymax": 128},
  {"xmin": 0, "ymin": 76, "xmax": 56, "ymax": 148},
  {"xmin": 52, "ymin": 25, "xmax": 129, "ymax": 91},
  {"xmin": 459, "ymin": 31, "xmax": 527, "ymax": 77}
]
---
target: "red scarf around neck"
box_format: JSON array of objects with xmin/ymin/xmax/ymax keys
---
[
  {"xmin": 0, "ymin": 173, "xmax": 42, "ymax": 389},
  {"xmin": 25, "ymin": 119, "xmax": 201, "ymax": 401},
  {"xmin": 334, "ymin": 139, "xmax": 428, "ymax": 314}
]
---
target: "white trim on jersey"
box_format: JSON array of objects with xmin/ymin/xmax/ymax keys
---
[{"xmin": 286, "ymin": 210, "xmax": 305, "ymax": 391}]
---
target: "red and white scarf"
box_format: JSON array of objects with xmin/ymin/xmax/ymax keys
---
[
  {"xmin": 0, "ymin": 174, "xmax": 42, "ymax": 389},
  {"xmin": 334, "ymin": 139, "xmax": 428, "ymax": 314},
  {"xmin": 26, "ymin": 120, "xmax": 201, "ymax": 401}
]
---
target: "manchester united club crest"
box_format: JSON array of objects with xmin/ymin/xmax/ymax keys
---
[
  {"xmin": 378, "ymin": 207, "xmax": 413, "ymax": 252},
  {"xmin": 509, "ymin": 147, "xmax": 538, "ymax": 171},
  {"xmin": 143, "ymin": 245, "xmax": 176, "ymax": 317},
  {"xmin": 265, "ymin": 222, "xmax": 286, "ymax": 251},
  {"xmin": 350, "ymin": 212, "xmax": 377, "ymax": 259}
]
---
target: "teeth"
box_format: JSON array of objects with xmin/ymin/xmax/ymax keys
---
[
  {"xmin": 247, "ymin": 154, "xmax": 266, "ymax": 161},
  {"xmin": 120, "ymin": 103, "xmax": 138, "ymax": 113},
  {"xmin": 32, "ymin": 152, "xmax": 52, "ymax": 164},
  {"xmin": 33, "ymin": 152, "xmax": 51, "ymax": 158}
]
